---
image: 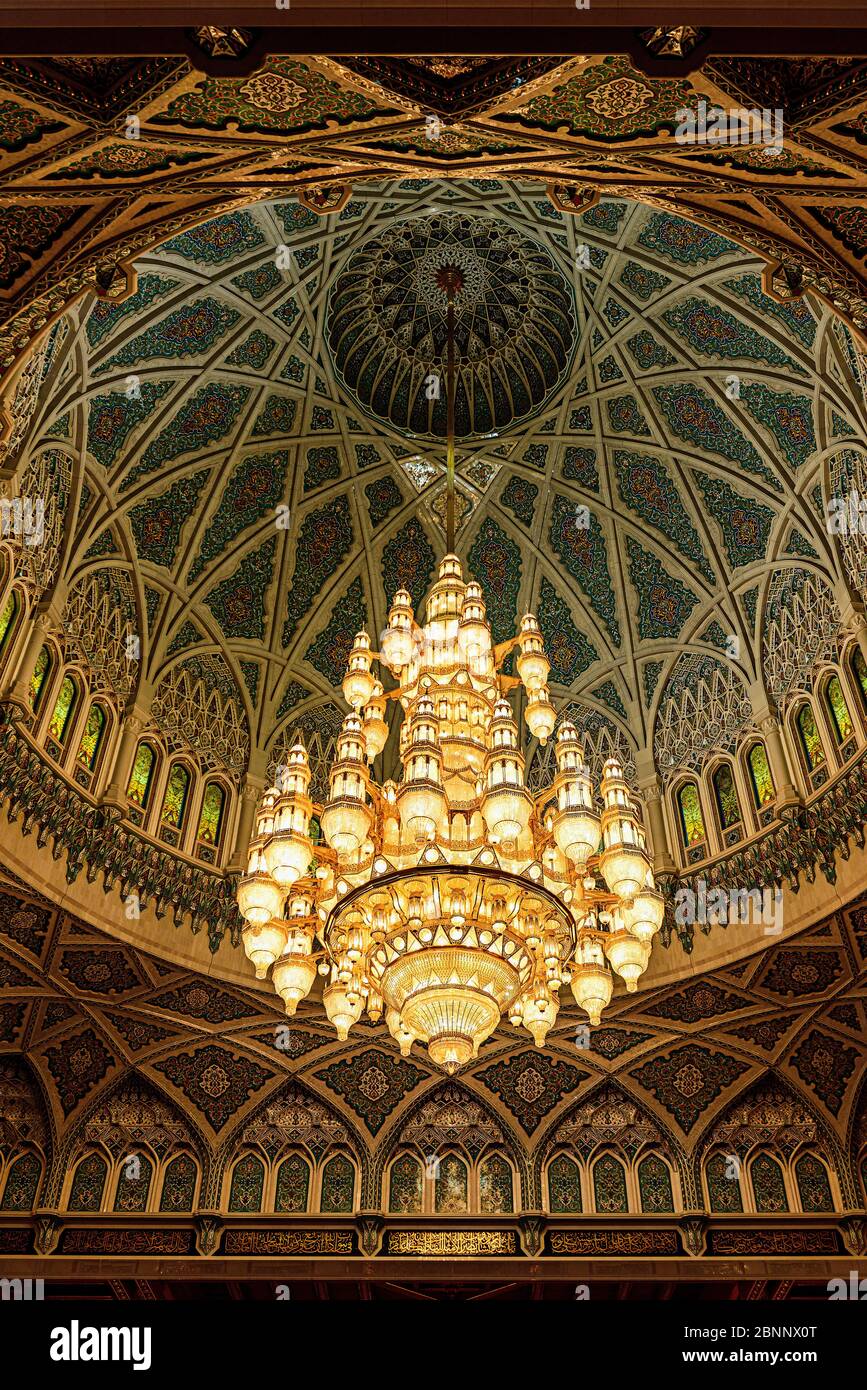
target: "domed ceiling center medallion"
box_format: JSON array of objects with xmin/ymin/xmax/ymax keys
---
[{"xmin": 326, "ymin": 212, "xmax": 577, "ymax": 439}]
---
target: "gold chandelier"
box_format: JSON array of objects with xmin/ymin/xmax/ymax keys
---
[{"xmin": 237, "ymin": 264, "xmax": 663, "ymax": 1072}]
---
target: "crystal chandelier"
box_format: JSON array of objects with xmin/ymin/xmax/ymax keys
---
[{"xmin": 236, "ymin": 264, "xmax": 663, "ymax": 1072}]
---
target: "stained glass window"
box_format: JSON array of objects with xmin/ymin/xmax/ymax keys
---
[
  {"xmin": 0, "ymin": 589, "xmax": 18, "ymax": 654},
  {"xmin": 161, "ymin": 763, "xmax": 191, "ymax": 828},
  {"xmin": 851, "ymin": 648, "xmax": 867, "ymax": 711},
  {"xmin": 637, "ymin": 1154, "xmax": 674, "ymax": 1212},
  {"xmin": 794, "ymin": 1153, "xmax": 833, "ymax": 1213},
  {"xmin": 48, "ymin": 675, "xmax": 77, "ymax": 744},
  {"xmin": 388, "ymin": 1154, "xmax": 423, "ymax": 1213},
  {"xmin": 228, "ymin": 1154, "xmax": 265, "ymax": 1213},
  {"xmin": 113, "ymin": 1153, "xmax": 153, "ymax": 1212},
  {"xmin": 76, "ymin": 703, "xmax": 106, "ymax": 769},
  {"xmin": 159, "ymin": 1154, "xmax": 198, "ymax": 1212},
  {"xmin": 127, "ymin": 742, "xmax": 156, "ymax": 807},
  {"xmin": 275, "ymin": 1153, "xmax": 310, "ymax": 1213},
  {"xmin": 197, "ymin": 781, "xmax": 225, "ymax": 845},
  {"xmin": 319, "ymin": 1153, "xmax": 355, "ymax": 1213},
  {"xmin": 861, "ymin": 1155, "xmax": 867, "ymax": 1205},
  {"xmin": 592, "ymin": 1153, "xmax": 628, "ymax": 1213},
  {"xmin": 29, "ymin": 646, "xmax": 51, "ymax": 711},
  {"xmin": 677, "ymin": 781, "xmax": 705, "ymax": 847},
  {"xmin": 547, "ymin": 1153, "xmax": 582, "ymax": 1213},
  {"xmin": 826, "ymin": 676, "xmax": 853, "ymax": 743},
  {"xmin": 712, "ymin": 763, "xmax": 741, "ymax": 830},
  {"xmin": 479, "ymin": 1153, "xmax": 514, "ymax": 1213},
  {"xmin": 434, "ymin": 1153, "xmax": 468, "ymax": 1214},
  {"xmin": 796, "ymin": 704, "xmax": 825, "ymax": 770},
  {"xmin": 0, "ymin": 1152, "xmax": 42, "ymax": 1210},
  {"xmin": 750, "ymin": 1152, "xmax": 788, "ymax": 1212},
  {"xmin": 68, "ymin": 1152, "xmax": 108, "ymax": 1212},
  {"xmin": 706, "ymin": 1152, "xmax": 743, "ymax": 1213},
  {"xmin": 747, "ymin": 743, "xmax": 775, "ymax": 807}
]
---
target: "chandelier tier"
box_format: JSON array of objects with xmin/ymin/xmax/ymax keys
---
[
  {"xmin": 237, "ymin": 555, "xmax": 664, "ymax": 1071},
  {"xmin": 237, "ymin": 253, "xmax": 662, "ymax": 1072}
]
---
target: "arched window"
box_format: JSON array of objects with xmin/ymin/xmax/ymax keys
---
[
  {"xmin": 795, "ymin": 703, "xmax": 825, "ymax": 771},
  {"xmin": 746, "ymin": 742, "xmax": 775, "ymax": 808},
  {"xmin": 389, "ymin": 1153, "xmax": 423, "ymax": 1213},
  {"xmin": 159, "ymin": 1154, "xmax": 198, "ymax": 1212},
  {"xmin": 127, "ymin": 741, "xmax": 157, "ymax": 808},
  {"xmin": 113, "ymin": 1152, "xmax": 153, "ymax": 1212},
  {"xmin": 592, "ymin": 1153, "xmax": 628, "ymax": 1213},
  {"xmin": 850, "ymin": 647, "xmax": 867, "ymax": 713},
  {"xmin": 637, "ymin": 1153, "xmax": 674, "ymax": 1213},
  {"xmin": 825, "ymin": 675, "xmax": 853, "ymax": 744},
  {"xmin": 161, "ymin": 762, "xmax": 191, "ymax": 829},
  {"xmin": 677, "ymin": 781, "xmax": 706, "ymax": 849},
  {"xmin": 705, "ymin": 1152, "xmax": 743, "ymax": 1213},
  {"xmin": 794, "ymin": 1153, "xmax": 833, "ymax": 1213},
  {"xmin": 197, "ymin": 781, "xmax": 226, "ymax": 846},
  {"xmin": 0, "ymin": 588, "xmax": 18, "ymax": 656},
  {"xmin": 750, "ymin": 1152, "xmax": 788, "ymax": 1212},
  {"xmin": 319, "ymin": 1153, "xmax": 356, "ymax": 1213},
  {"xmin": 68, "ymin": 1152, "xmax": 108, "ymax": 1212},
  {"xmin": 0, "ymin": 1151, "xmax": 43, "ymax": 1210},
  {"xmin": 546, "ymin": 1153, "xmax": 582, "ymax": 1213},
  {"xmin": 712, "ymin": 763, "xmax": 741, "ymax": 831},
  {"xmin": 274, "ymin": 1153, "xmax": 310, "ymax": 1213},
  {"xmin": 48, "ymin": 674, "xmax": 78, "ymax": 744},
  {"xmin": 76, "ymin": 702, "xmax": 107, "ymax": 769},
  {"xmin": 29, "ymin": 646, "xmax": 52, "ymax": 711},
  {"xmin": 434, "ymin": 1153, "xmax": 468, "ymax": 1214},
  {"xmin": 228, "ymin": 1154, "xmax": 265, "ymax": 1213},
  {"xmin": 479, "ymin": 1153, "xmax": 514, "ymax": 1214}
]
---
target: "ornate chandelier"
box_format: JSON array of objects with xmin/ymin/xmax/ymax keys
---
[{"xmin": 236, "ymin": 262, "xmax": 663, "ymax": 1072}]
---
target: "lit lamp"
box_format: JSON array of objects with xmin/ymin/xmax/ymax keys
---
[
  {"xmin": 604, "ymin": 928, "xmax": 649, "ymax": 992},
  {"xmin": 621, "ymin": 886, "xmax": 666, "ymax": 946},
  {"xmin": 525, "ymin": 683, "xmax": 556, "ymax": 744},
  {"xmin": 381, "ymin": 590, "xmax": 415, "ymax": 672},
  {"xmin": 362, "ymin": 681, "xmax": 388, "ymax": 762},
  {"xmin": 396, "ymin": 693, "xmax": 447, "ymax": 842},
  {"xmin": 516, "ymin": 613, "xmax": 550, "ymax": 689},
  {"xmin": 599, "ymin": 757, "xmax": 649, "ymax": 903},
  {"xmin": 481, "ymin": 699, "xmax": 532, "ymax": 845},
  {"xmin": 342, "ymin": 630, "xmax": 376, "ymax": 709},
  {"xmin": 320, "ymin": 712, "xmax": 372, "ymax": 856},
  {"xmin": 551, "ymin": 721, "xmax": 600, "ymax": 866},
  {"xmin": 570, "ymin": 930, "xmax": 614, "ymax": 1025}
]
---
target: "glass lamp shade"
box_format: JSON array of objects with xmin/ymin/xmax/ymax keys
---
[
  {"xmin": 386, "ymin": 1007, "xmax": 417, "ymax": 1057},
  {"xmin": 262, "ymin": 833, "xmax": 313, "ymax": 887},
  {"xmin": 320, "ymin": 800, "xmax": 372, "ymax": 856},
  {"xmin": 526, "ymin": 689, "xmax": 556, "ymax": 744},
  {"xmin": 621, "ymin": 888, "xmax": 665, "ymax": 944},
  {"xmin": 552, "ymin": 805, "xmax": 601, "ymax": 866},
  {"xmin": 381, "ymin": 946, "xmax": 521, "ymax": 1072},
  {"xmin": 363, "ymin": 695, "xmax": 389, "ymax": 761},
  {"xmin": 342, "ymin": 631, "xmax": 375, "ymax": 709},
  {"xmin": 381, "ymin": 591, "xmax": 415, "ymax": 671},
  {"xmin": 521, "ymin": 988, "xmax": 559, "ymax": 1047},
  {"xmin": 481, "ymin": 786, "xmax": 531, "ymax": 844},
  {"xmin": 323, "ymin": 981, "xmax": 362, "ymax": 1039},
  {"xmin": 569, "ymin": 960, "xmax": 614, "ymax": 1026},
  {"xmin": 242, "ymin": 920, "xmax": 289, "ymax": 978},
  {"xmin": 396, "ymin": 783, "xmax": 447, "ymax": 842},
  {"xmin": 237, "ymin": 872, "xmax": 284, "ymax": 926},
  {"xmin": 604, "ymin": 929, "xmax": 649, "ymax": 992},
  {"xmin": 600, "ymin": 841, "xmax": 648, "ymax": 903},
  {"xmin": 272, "ymin": 954, "xmax": 317, "ymax": 1014}
]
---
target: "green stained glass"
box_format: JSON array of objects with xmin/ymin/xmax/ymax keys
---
[
  {"xmin": 0, "ymin": 1152, "xmax": 42, "ymax": 1210},
  {"xmin": 319, "ymin": 1153, "xmax": 355, "ymax": 1213},
  {"xmin": 275, "ymin": 1153, "xmax": 310, "ymax": 1212},
  {"xmin": 677, "ymin": 781, "xmax": 705, "ymax": 847},
  {"xmin": 794, "ymin": 1153, "xmax": 833, "ymax": 1213},
  {"xmin": 48, "ymin": 675, "xmax": 77, "ymax": 743},
  {"xmin": 592, "ymin": 1153, "xmax": 628, "ymax": 1213},
  {"xmin": 228, "ymin": 1154, "xmax": 264, "ymax": 1213},
  {"xmin": 750, "ymin": 1152, "xmax": 788, "ymax": 1212},
  {"xmin": 852, "ymin": 648, "xmax": 867, "ymax": 709},
  {"xmin": 197, "ymin": 782, "xmax": 225, "ymax": 845},
  {"xmin": 435, "ymin": 1154, "xmax": 468, "ymax": 1214},
  {"xmin": 712, "ymin": 763, "xmax": 741, "ymax": 829},
  {"xmin": 127, "ymin": 742, "xmax": 155, "ymax": 806},
  {"xmin": 159, "ymin": 1154, "xmax": 197, "ymax": 1212},
  {"xmin": 388, "ymin": 1154, "xmax": 423, "ymax": 1213},
  {"xmin": 826, "ymin": 676, "xmax": 853, "ymax": 742},
  {"xmin": 637, "ymin": 1154, "xmax": 674, "ymax": 1212},
  {"xmin": 29, "ymin": 646, "xmax": 50, "ymax": 710},
  {"xmin": 706, "ymin": 1152, "xmax": 743, "ymax": 1212},
  {"xmin": 479, "ymin": 1153, "xmax": 514, "ymax": 1213},
  {"xmin": 0, "ymin": 589, "xmax": 17, "ymax": 652},
  {"xmin": 113, "ymin": 1153, "xmax": 153, "ymax": 1212},
  {"xmin": 68, "ymin": 1152, "xmax": 108, "ymax": 1212},
  {"xmin": 161, "ymin": 763, "xmax": 190, "ymax": 828},
  {"xmin": 547, "ymin": 1153, "xmax": 582, "ymax": 1213},
  {"xmin": 796, "ymin": 703, "xmax": 825, "ymax": 770},
  {"xmin": 748, "ymin": 742, "xmax": 775, "ymax": 807},
  {"xmin": 76, "ymin": 703, "xmax": 106, "ymax": 769}
]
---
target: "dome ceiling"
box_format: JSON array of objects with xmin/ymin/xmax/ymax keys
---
[{"xmin": 22, "ymin": 177, "xmax": 867, "ymax": 784}]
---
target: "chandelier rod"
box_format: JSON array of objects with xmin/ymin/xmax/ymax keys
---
[{"xmin": 446, "ymin": 285, "xmax": 456, "ymax": 554}]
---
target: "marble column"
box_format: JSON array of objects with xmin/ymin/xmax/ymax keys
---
[{"xmin": 759, "ymin": 713, "xmax": 800, "ymax": 810}]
